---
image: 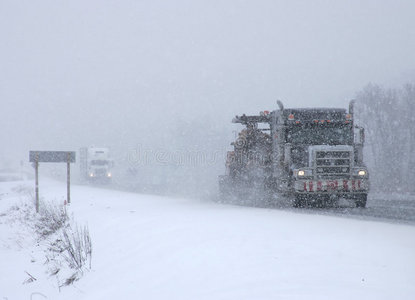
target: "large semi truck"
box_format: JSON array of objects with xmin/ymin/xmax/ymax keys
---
[
  {"xmin": 219, "ymin": 100, "xmax": 369, "ymax": 207},
  {"xmin": 79, "ymin": 147, "xmax": 113, "ymax": 183}
]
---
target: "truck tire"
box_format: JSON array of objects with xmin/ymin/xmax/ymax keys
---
[{"xmin": 355, "ymin": 194, "xmax": 367, "ymax": 208}]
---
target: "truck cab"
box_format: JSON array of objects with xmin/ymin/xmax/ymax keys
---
[
  {"xmin": 275, "ymin": 106, "xmax": 369, "ymax": 207},
  {"xmin": 79, "ymin": 147, "xmax": 113, "ymax": 184}
]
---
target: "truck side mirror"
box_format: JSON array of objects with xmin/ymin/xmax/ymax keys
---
[
  {"xmin": 355, "ymin": 127, "xmax": 365, "ymax": 145},
  {"xmin": 359, "ymin": 128, "xmax": 365, "ymax": 145}
]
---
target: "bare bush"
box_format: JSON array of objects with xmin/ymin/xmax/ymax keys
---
[
  {"xmin": 60, "ymin": 224, "xmax": 92, "ymax": 271},
  {"xmin": 4, "ymin": 187, "xmax": 93, "ymax": 288},
  {"xmin": 29, "ymin": 200, "xmax": 92, "ymax": 286},
  {"xmin": 36, "ymin": 201, "xmax": 68, "ymax": 237},
  {"xmin": 47, "ymin": 224, "xmax": 92, "ymax": 287}
]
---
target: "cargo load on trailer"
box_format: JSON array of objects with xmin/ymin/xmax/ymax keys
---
[{"xmin": 219, "ymin": 100, "xmax": 369, "ymax": 207}]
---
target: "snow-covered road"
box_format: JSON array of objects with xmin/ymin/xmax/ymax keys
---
[
  {"xmin": 1, "ymin": 178, "xmax": 415, "ymax": 300},
  {"xmin": 110, "ymin": 179, "xmax": 415, "ymax": 225}
]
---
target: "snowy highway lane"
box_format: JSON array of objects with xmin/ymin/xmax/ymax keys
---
[
  {"xmin": 111, "ymin": 180, "xmax": 415, "ymax": 225},
  {"xmin": 224, "ymin": 195, "xmax": 415, "ymax": 226},
  {"xmin": 313, "ymin": 197, "xmax": 415, "ymax": 224},
  {"xmin": 1, "ymin": 179, "xmax": 415, "ymax": 300},
  {"xmin": 270, "ymin": 195, "xmax": 415, "ymax": 225}
]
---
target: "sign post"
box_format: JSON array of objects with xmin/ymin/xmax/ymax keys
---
[
  {"xmin": 67, "ymin": 152, "xmax": 71, "ymax": 204},
  {"xmin": 29, "ymin": 151, "xmax": 76, "ymax": 212},
  {"xmin": 35, "ymin": 153, "xmax": 39, "ymax": 213}
]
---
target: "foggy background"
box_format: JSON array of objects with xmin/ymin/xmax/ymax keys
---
[{"xmin": 1, "ymin": 0, "xmax": 415, "ymax": 197}]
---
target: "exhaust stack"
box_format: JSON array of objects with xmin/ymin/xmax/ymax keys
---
[
  {"xmin": 349, "ymin": 99, "xmax": 356, "ymax": 115},
  {"xmin": 277, "ymin": 100, "xmax": 284, "ymax": 112}
]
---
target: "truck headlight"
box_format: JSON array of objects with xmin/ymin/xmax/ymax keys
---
[
  {"xmin": 353, "ymin": 168, "xmax": 368, "ymax": 177},
  {"xmin": 295, "ymin": 169, "xmax": 312, "ymax": 178},
  {"xmin": 358, "ymin": 170, "xmax": 366, "ymax": 176}
]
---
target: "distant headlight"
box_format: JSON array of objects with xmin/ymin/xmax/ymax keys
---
[
  {"xmin": 107, "ymin": 172, "xmax": 112, "ymax": 178},
  {"xmin": 298, "ymin": 170, "xmax": 305, "ymax": 176},
  {"xmin": 358, "ymin": 170, "xmax": 366, "ymax": 176},
  {"xmin": 89, "ymin": 173, "xmax": 94, "ymax": 177}
]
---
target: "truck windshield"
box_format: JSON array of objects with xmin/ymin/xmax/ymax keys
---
[
  {"xmin": 91, "ymin": 160, "xmax": 109, "ymax": 166},
  {"xmin": 286, "ymin": 124, "xmax": 353, "ymax": 145}
]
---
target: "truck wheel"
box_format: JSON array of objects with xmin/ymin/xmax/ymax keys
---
[{"xmin": 355, "ymin": 194, "xmax": 367, "ymax": 208}]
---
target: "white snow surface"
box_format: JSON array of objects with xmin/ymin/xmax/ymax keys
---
[{"xmin": 1, "ymin": 178, "xmax": 415, "ymax": 300}]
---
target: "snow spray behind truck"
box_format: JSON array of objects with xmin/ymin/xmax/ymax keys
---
[
  {"xmin": 79, "ymin": 147, "xmax": 113, "ymax": 184},
  {"xmin": 219, "ymin": 100, "xmax": 369, "ymax": 207}
]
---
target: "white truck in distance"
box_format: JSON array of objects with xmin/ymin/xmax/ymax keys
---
[{"xmin": 79, "ymin": 147, "xmax": 113, "ymax": 183}]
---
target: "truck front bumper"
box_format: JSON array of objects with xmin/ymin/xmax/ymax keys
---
[{"xmin": 294, "ymin": 179, "xmax": 369, "ymax": 193}]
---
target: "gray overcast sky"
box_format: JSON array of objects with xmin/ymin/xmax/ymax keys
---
[{"xmin": 1, "ymin": 0, "xmax": 415, "ymax": 164}]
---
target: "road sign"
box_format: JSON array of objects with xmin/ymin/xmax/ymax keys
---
[
  {"xmin": 29, "ymin": 150, "xmax": 76, "ymax": 212},
  {"xmin": 29, "ymin": 151, "xmax": 76, "ymax": 163}
]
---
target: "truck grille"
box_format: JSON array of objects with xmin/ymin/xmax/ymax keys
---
[
  {"xmin": 95, "ymin": 169, "xmax": 107, "ymax": 176},
  {"xmin": 315, "ymin": 151, "xmax": 351, "ymax": 178}
]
